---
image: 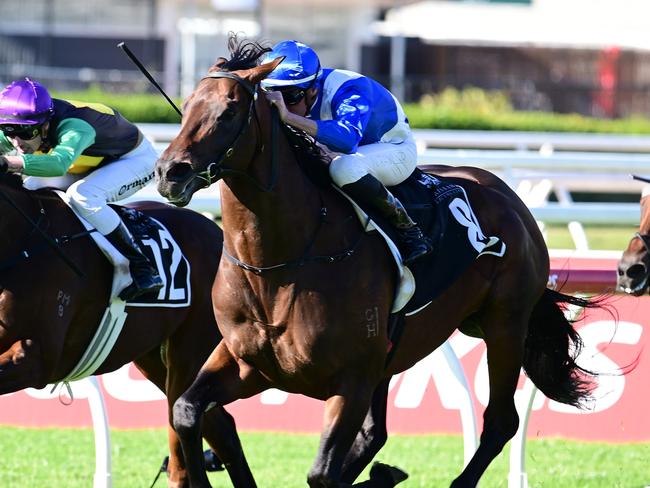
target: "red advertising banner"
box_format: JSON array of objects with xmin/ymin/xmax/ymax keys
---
[{"xmin": 1, "ymin": 253, "xmax": 647, "ymax": 442}]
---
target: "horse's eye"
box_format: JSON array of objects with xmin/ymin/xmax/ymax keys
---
[{"xmin": 219, "ymin": 108, "xmax": 237, "ymax": 123}]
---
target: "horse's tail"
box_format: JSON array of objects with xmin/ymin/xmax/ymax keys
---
[{"xmin": 523, "ymin": 288, "xmax": 602, "ymax": 408}]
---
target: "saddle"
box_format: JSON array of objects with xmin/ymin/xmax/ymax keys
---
[
  {"xmin": 55, "ymin": 188, "xmax": 192, "ymax": 306},
  {"xmin": 346, "ymin": 168, "xmax": 505, "ymax": 315}
]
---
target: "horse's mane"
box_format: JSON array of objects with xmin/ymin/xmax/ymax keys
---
[
  {"xmin": 219, "ymin": 33, "xmax": 271, "ymax": 71},
  {"xmin": 280, "ymin": 125, "xmax": 333, "ymax": 189}
]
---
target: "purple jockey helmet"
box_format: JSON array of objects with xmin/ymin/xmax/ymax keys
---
[{"xmin": 0, "ymin": 78, "xmax": 54, "ymax": 125}]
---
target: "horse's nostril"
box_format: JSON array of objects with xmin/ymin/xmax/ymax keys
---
[
  {"xmin": 166, "ymin": 162, "xmax": 194, "ymax": 182},
  {"xmin": 625, "ymin": 263, "xmax": 647, "ymax": 280}
]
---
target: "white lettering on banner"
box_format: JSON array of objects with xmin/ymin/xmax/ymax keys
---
[
  {"xmin": 473, "ymin": 320, "xmax": 643, "ymax": 413},
  {"xmin": 260, "ymin": 388, "xmax": 289, "ymax": 405},
  {"xmin": 548, "ymin": 320, "xmax": 643, "ymax": 414},
  {"xmin": 394, "ymin": 347, "xmax": 474, "ymax": 409},
  {"xmin": 33, "ymin": 321, "xmax": 635, "ymax": 412},
  {"xmin": 101, "ymin": 364, "xmax": 166, "ymax": 402}
]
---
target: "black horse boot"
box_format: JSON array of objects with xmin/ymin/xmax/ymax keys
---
[
  {"xmin": 105, "ymin": 222, "xmax": 164, "ymax": 301},
  {"xmin": 342, "ymin": 174, "xmax": 433, "ymax": 265}
]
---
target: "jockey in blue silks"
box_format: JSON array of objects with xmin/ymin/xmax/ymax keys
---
[{"xmin": 261, "ymin": 40, "xmax": 433, "ymax": 265}]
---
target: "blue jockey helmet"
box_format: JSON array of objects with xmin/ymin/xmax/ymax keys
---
[{"xmin": 261, "ymin": 40, "xmax": 322, "ymax": 90}]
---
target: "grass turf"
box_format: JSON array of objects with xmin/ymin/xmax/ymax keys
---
[{"xmin": 0, "ymin": 427, "xmax": 649, "ymax": 487}]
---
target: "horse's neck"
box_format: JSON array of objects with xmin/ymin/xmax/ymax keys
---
[
  {"xmin": 219, "ymin": 152, "xmax": 326, "ymax": 264},
  {"xmin": 0, "ymin": 183, "xmax": 75, "ymax": 246},
  {"xmin": 641, "ymin": 195, "xmax": 650, "ymax": 235},
  {"xmin": 0, "ymin": 183, "xmax": 33, "ymax": 237}
]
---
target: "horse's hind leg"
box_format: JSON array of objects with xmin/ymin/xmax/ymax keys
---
[
  {"xmin": 173, "ymin": 340, "xmax": 269, "ymax": 488},
  {"xmin": 451, "ymin": 304, "xmax": 531, "ymax": 488}
]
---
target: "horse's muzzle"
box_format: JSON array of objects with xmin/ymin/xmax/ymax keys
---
[
  {"xmin": 155, "ymin": 159, "xmax": 196, "ymax": 205},
  {"xmin": 617, "ymin": 260, "xmax": 649, "ymax": 295}
]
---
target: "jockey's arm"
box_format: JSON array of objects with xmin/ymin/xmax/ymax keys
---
[
  {"xmin": 4, "ymin": 118, "xmax": 96, "ymax": 176},
  {"xmin": 265, "ymin": 90, "xmax": 318, "ymax": 137},
  {"xmin": 0, "ymin": 132, "xmax": 13, "ymax": 153},
  {"xmin": 284, "ymin": 110, "xmax": 318, "ymax": 137},
  {"xmin": 315, "ymin": 89, "xmax": 371, "ymax": 154}
]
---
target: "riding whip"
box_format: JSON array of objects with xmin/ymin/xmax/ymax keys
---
[{"xmin": 117, "ymin": 42, "xmax": 183, "ymax": 117}]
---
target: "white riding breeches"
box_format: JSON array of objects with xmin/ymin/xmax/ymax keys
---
[
  {"xmin": 328, "ymin": 136, "xmax": 418, "ymax": 188},
  {"xmin": 23, "ymin": 137, "xmax": 158, "ymax": 235}
]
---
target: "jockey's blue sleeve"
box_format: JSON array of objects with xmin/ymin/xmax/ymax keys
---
[{"xmin": 315, "ymin": 82, "xmax": 373, "ymax": 154}]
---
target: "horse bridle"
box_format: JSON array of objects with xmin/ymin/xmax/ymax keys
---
[{"xmin": 192, "ymin": 71, "xmax": 280, "ymax": 193}]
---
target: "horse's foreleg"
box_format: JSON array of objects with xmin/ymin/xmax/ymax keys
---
[
  {"xmin": 307, "ymin": 380, "xmax": 377, "ymax": 488},
  {"xmin": 0, "ymin": 339, "xmax": 45, "ymax": 393},
  {"xmin": 340, "ymin": 378, "xmax": 408, "ymax": 488},
  {"xmin": 340, "ymin": 378, "xmax": 389, "ymax": 482},
  {"xmin": 134, "ymin": 351, "xmax": 191, "ymax": 488},
  {"xmin": 200, "ymin": 405, "xmax": 255, "ymax": 486},
  {"xmin": 172, "ymin": 341, "xmax": 268, "ymax": 488},
  {"xmin": 451, "ymin": 312, "xmax": 526, "ymax": 488}
]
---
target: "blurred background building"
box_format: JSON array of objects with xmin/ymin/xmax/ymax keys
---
[{"xmin": 1, "ymin": 0, "xmax": 649, "ymax": 117}]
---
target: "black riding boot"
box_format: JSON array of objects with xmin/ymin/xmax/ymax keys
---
[
  {"xmin": 342, "ymin": 174, "xmax": 434, "ymax": 265},
  {"xmin": 105, "ymin": 222, "xmax": 164, "ymax": 301}
]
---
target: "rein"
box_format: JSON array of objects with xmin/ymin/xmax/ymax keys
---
[
  {"xmin": 222, "ymin": 206, "xmax": 364, "ymax": 275},
  {"xmin": 0, "ymin": 188, "xmax": 88, "ymax": 276}
]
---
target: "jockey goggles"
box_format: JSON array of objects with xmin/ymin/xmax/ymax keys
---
[
  {"xmin": 0, "ymin": 123, "xmax": 42, "ymax": 140},
  {"xmin": 264, "ymin": 86, "xmax": 306, "ymax": 106}
]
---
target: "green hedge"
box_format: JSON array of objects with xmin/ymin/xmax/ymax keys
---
[
  {"xmin": 52, "ymin": 87, "xmax": 183, "ymax": 124},
  {"xmin": 53, "ymin": 86, "xmax": 650, "ymax": 134}
]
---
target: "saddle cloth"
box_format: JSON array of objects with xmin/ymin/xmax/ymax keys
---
[
  {"xmin": 51, "ymin": 195, "xmax": 193, "ymax": 384},
  {"xmin": 343, "ymin": 169, "xmax": 506, "ymax": 315},
  {"xmin": 55, "ymin": 191, "xmax": 192, "ymax": 307}
]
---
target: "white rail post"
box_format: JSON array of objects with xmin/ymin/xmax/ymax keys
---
[
  {"xmin": 440, "ymin": 341, "xmax": 478, "ymax": 468},
  {"xmin": 84, "ymin": 376, "xmax": 112, "ymax": 488},
  {"xmin": 508, "ymin": 382, "xmax": 537, "ymax": 488}
]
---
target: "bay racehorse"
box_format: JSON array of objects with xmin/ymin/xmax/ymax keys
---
[
  {"xmin": 0, "ymin": 171, "xmax": 255, "ymax": 487},
  {"xmin": 617, "ymin": 179, "xmax": 650, "ymax": 294},
  {"xmin": 156, "ymin": 38, "xmax": 600, "ymax": 488}
]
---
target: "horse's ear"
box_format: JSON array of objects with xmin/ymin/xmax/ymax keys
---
[
  {"xmin": 208, "ymin": 57, "xmax": 229, "ymax": 72},
  {"xmin": 247, "ymin": 56, "xmax": 286, "ymax": 84}
]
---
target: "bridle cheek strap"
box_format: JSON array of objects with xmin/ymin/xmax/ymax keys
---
[
  {"xmin": 194, "ymin": 72, "xmax": 258, "ymax": 187},
  {"xmin": 195, "ymin": 71, "xmax": 280, "ymax": 193}
]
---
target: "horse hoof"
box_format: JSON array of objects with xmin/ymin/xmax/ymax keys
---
[{"xmin": 369, "ymin": 462, "xmax": 409, "ymax": 486}]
